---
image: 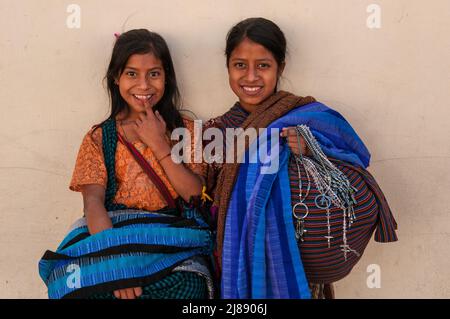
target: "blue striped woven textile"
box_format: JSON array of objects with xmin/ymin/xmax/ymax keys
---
[
  {"xmin": 277, "ymin": 102, "xmax": 371, "ymax": 168},
  {"xmin": 221, "ymin": 102, "xmax": 371, "ymax": 299},
  {"xmin": 39, "ymin": 211, "xmax": 213, "ymax": 299}
]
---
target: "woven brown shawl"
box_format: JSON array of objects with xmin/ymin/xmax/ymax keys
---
[{"xmin": 214, "ymin": 91, "xmax": 316, "ymax": 266}]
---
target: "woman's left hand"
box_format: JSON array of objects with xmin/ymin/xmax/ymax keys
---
[
  {"xmin": 280, "ymin": 127, "xmax": 309, "ymax": 156},
  {"xmin": 134, "ymin": 101, "xmax": 171, "ymax": 157}
]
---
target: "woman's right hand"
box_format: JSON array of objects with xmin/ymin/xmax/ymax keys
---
[
  {"xmin": 280, "ymin": 127, "xmax": 311, "ymax": 156},
  {"xmin": 114, "ymin": 287, "xmax": 143, "ymax": 299}
]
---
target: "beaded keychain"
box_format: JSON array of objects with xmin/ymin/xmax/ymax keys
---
[
  {"xmin": 292, "ymin": 154, "xmax": 311, "ymax": 242},
  {"xmin": 292, "ymin": 125, "xmax": 360, "ymax": 260}
]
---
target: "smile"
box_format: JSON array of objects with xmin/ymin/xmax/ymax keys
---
[
  {"xmin": 133, "ymin": 94, "xmax": 153, "ymax": 101},
  {"xmin": 241, "ymin": 86, "xmax": 263, "ymax": 96}
]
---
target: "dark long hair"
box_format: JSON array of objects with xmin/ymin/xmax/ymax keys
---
[
  {"xmin": 225, "ymin": 17, "xmax": 286, "ymax": 66},
  {"xmin": 98, "ymin": 29, "xmax": 184, "ymax": 132},
  {"xmin": 225, "ymin": 17, "xmax": 286, "ymax": 91}
]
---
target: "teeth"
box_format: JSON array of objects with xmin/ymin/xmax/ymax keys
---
[
  {"xmin": 134, "ymin": 94, "xmax": 152, "ymax": 100},
  {"xmin": 243, "ymin": 86, "xmax": 262, "ymax": 92}
]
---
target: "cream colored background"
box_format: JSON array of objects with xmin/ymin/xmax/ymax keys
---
[{"xmin": 0, "ymin": 0, "xmax": 449, "ymax": 298}]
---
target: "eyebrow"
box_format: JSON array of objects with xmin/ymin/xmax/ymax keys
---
[
  {"xmin": 230, "ymin": 58, "xmax": 274, "ymax": 62},
  {"xmin": 124, "ymin": 66, "xmax": 163, "ymax": 71}
]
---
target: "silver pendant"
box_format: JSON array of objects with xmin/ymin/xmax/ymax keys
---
[
  {"xmin": 324, "ymin": 235, "xmax": 334, "ymax": 248},
  {"xmin": 295, "ymin": 219, "xmax": 307, "ymax": 241},
  {"xmin": 293, "ymin": 202, "xmax": 309, "ymax": 242},
  {"xmin": 315, "ymin": 194, "xmax": 332, "ymax": 209}
]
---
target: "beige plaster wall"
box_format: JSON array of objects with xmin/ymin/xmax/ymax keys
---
[{"xmin": 0, "ymin": 0, "xmax": 449, "ymax": 298}]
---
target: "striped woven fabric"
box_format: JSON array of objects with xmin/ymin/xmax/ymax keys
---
[
  {"xmin": 289, "ymin": 157, "xmax": 397, "ymax": 283},
  {"xmin": 87, "ymin": 268, "xmax": 207, "ymax": 299},
  {"xmin": 221, "ymin": 144, "xmax": 311, "ymax": 298},
  {"xmin": 38, "ymin": 210, "xmax": 213, "ymax": 299},
  {"xmin": 206, "ymin": 102, "xmax": 397, "ymax": 285}
]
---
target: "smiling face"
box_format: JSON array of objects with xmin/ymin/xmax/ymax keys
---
[
  {"xmin": 227, "ymin": 37, "xmax": 284, "ymax": 113},
  {"xmin": 116, "ymin": 53, "xmax": 165, "ymax": 120}
]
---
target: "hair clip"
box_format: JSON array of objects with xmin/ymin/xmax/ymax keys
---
[{"xmin": 114, "ymin": 33, "xmax": 121, "ymax": 39}]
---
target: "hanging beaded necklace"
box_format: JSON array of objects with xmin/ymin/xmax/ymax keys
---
[{"xmin": 292, "ymin": 125, "xmax": 360, "ymax": 260}]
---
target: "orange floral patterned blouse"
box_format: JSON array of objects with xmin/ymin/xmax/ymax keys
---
[{"xmin": 70, "ymin": 118, "xmax": 206, "ymax": 211}]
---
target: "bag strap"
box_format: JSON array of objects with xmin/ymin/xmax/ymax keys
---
[
  {"xmin": 101, "ymin": 119, "xmax": 129, "ymax": 211},
  {"xmin": 116, "ymin": 132, "xmax": 177, "ymax": 210}
]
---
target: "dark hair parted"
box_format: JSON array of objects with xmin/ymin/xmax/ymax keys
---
[
  {"xmin": 102, "ymin": 29, "xmax": 184, "ymax": 132},
  {"xmin": 225, "ymin": 17, "xmax": 287, "ymax": 68}
]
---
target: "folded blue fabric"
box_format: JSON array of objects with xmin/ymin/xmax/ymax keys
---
[{"xmin": 39, "ymin": 211, "xmax": 212, "ymax": 299}]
